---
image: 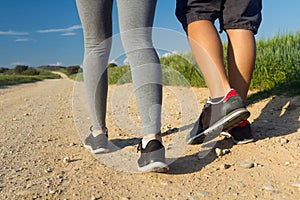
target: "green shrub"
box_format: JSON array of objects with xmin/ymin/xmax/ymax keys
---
[
  {"xmin": 105, "ymin": 54, "xmax": 205, "ymax": 87},
  {"xmin": 108, "ymin": 62, "xmax": 118, "ymax": 68},
  {"xmin": 22, "ymin": 68, "xmax": 40, "ymax": 75},
  {"xmin": 66, "ymin": 65, "xmax": 80, "ymax": 75},
  {"xmin": 108, "ymin": 65, "xmax": 131, "ymax": 84},
  {"xmin": 160, "ymin": 54, "xmax": 205, "ymax": 87},
  {"xmin": 14, "ymin": 65, "xmax": 28, "ymax": 74},
  {"xmin": 0, "ymin": 67, "xmax": 9, "ymax": 73}
]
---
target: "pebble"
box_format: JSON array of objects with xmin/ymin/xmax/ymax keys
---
[
  {"xmin": 263, "ymin": 184, "xmax": 275, "ymax": 191},
  {"xmin": 220, "ymin": 164, "xmax": 231, "ymax": 170},
  {"xmin": 199, "ymin": 191, "xmax": 209, "ymax": 196},
  {"xmin": 280, "ymin": 138, "xmax": 289, "ymax": 144},
  {"xmin": 15, "ymin": 167, "xmax": 23, "ymax": 172},
  {"xmin": 160, "ymin": 180, "xmax": 172, "ymax": 186},
  {"xmin": 215, "ymin": 148, "xmax": 230, "ymax": 157},
  {"xmin": 292, "ymin": 181, "xmax": 300, "ymax": 188},
  {"xmin": 49, "ymin": 189, "xmax": 57, "ymax": 194},
  {"xmin": 44, "ymin": 168, "xmax": 52, "ymax": 173},
  {"xmin": 69, "ymin": 142, "xmax": 76, "ymax": 146},
  {"xmin": 63, "ymin": 157, "xmax": 71, "ymax": 163},
  {"xmin": 240, "ymin": 162, "xmax": 255, "ymax": 169},
  {"xmin": 253, "ymin": 162, "xmax": 263, "ymax": 167},
  {"xmin": 285, "ymin": 161, "xmax": 290, "ymax": 165}
]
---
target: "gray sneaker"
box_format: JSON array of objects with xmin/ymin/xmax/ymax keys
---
[
  {"xmin": 187, "ymin": 89, "xmax": 250, "ymax": 145},
  {"xmin": 137, "ymin": 140, "xmax": 169, "ymax": 173},
  {"xmin": 84, "ymin": 127, "xmax": 109, "ymax": 154}
]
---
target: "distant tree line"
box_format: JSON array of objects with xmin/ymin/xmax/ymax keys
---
[
  {"xmin": 0, "ymin": 65, "xmax": 86, "ymax": 76},
  {"xmin": 0, "ymin": 65, "xmax": 40, "ymax": 75},
  {"xmin": 0, "ymin": 62, "xmax": 119, "ymax": 77}
]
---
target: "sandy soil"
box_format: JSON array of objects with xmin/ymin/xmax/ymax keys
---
[{"xmin": 0, "ymin": 74, "xmax": 299, "ymax": 200}]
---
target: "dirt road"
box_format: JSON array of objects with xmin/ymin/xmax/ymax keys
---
[{"xmin": 0, "ymin": 76, "xmax": 299, "ymax": 199}]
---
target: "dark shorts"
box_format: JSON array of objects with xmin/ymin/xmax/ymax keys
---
[{"xmin": 176, "ymin": 0, "xmax": 262, "ymax": 34}]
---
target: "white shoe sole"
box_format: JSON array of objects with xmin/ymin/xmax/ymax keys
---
[
  {"xmin": 84, "ymin": 145, "xmax": 109, "ymax": 154},
  {"xmin": 138, "ymin": 162, "xmax": 169, "ymax": 173},
  {"xmin": 187, "ymin": 108, "xmax": 250, "ymax": 145},
  {"xmin": 220, "ymin": 132, "xmax": 254, "ymax": 145}
]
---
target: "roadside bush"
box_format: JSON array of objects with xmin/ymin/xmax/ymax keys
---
[
  {"xmin": 108, "ymin": 62, "xmax": 118, "ymax": 68},
  {"xmin": 66, "ymin": 65, "xmax": 80, "ymax": 75},
  {"xmin": 22, "ymin": 68, "xmax": 40, "ymax": 75},
  {"xmin": 160, "ymin": 54, "xmax": 205, "ymax": 87},
  {"xmin": 14, "ymin": 65, "xmax": 28, "ymax": 74},
  {"xmin": 0, "ymin": 67, "xmax": 9, "ymax": 73}
]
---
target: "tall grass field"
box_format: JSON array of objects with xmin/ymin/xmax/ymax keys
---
[
  {"xmin": 1, "ymin": 31, "xmax": 299, "ymax": 96},
  {"xmin": 106, "ymin": 31, "xmax": 300, "ymax": 96}
]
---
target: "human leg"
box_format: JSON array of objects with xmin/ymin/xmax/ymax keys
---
[
  {"xmin": 220, "ymin": 0, "xmax": 262, "ymax": 144},
  {"xmin": 223, "ymin": 30, "xmax": 257, "ymax": 145},
  {"xmin": 117, "ymin": 0, "xmax": 168, "ymax": 172},
  {"xmin": 227, "ymin": 29, "xmax": 256, "ymax": 101},
  {"xmin": 76, "ymin": 0, "xmax": 113, "ymax": 153},
  {"xmin": 176, "ymin": 0, "xmax": 250, "ymax": 145},
  {"xmin": 187, "ymin": 20, "xmax": 231, "ymax": 98},
  {"xmin": 117, "ymin": 0, "xmax": 162, "ymax": 139},
  {"xmin": 223, "ymin": 0, "xmax": 262, "ymax": 100}
]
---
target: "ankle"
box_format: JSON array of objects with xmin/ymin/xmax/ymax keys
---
[
  {"xmin": 92, "ymin": 128, "xmax": 107, "ymax": 135},
  {"xmin": 142, "ymin": 133, "xmax": 162, "ymax": 148}
]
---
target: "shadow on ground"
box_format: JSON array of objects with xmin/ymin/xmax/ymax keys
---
[{"xmin": 98, "ymin": 81, "xmax": 300, "ymax": 174}]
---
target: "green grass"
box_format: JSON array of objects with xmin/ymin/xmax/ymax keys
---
[
  {"xmin": 252, "ymin": 31, "xmax": 300, "ymax": 91},
  {"xmin": 105, "ymin": 31, "xmax": 300, "ymax": 95},
  {"xmin": 1, "ymin": 31, "xmax": 299, "ymax": 99},
  {"xmin": 108, "ymin": 66, "xmax": 131, "ymax": 84},
  {"xmin": 106, "ymin": 61, "xmax": 205, "ymax": 87},
  {"xmin": 0, "ymin": 71, "xmax": 60, "ymax": 86},
  {"xmin": 245, "ymin": 31, "xmax": 300, "ymax": 101}
]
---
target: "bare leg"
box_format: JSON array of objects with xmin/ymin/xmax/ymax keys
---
[
  {"xmin": 226, "ymin": 29, "xmax": 256, "ymax": 101},
  {"xmin": 187, "ymin": 20, "xmax": 231, "ymax": 98}
]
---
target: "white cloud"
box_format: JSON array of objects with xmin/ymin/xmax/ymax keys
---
[
  {"xmin": 37, "ymin": 25, "xmax": 82, "ymax": 33},
  {"xmin": 61, "ymin": 32, "xmax": 76, "ymax": 36},
  {"xmin": 49, "ymin": 61, "xmax": 64, "ymax": 66},
  {"xmin": 15, "ymin": 38, "xmax": 30, "ymax": 42},
  {"xmin": 0, "ymin": 30, "xmax": 29, "ymax": 36}
]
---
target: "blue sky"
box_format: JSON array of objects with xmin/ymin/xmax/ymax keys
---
[{"xmin": 0, "ymin": 0, "xmax": 299, "ymax": 68}]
